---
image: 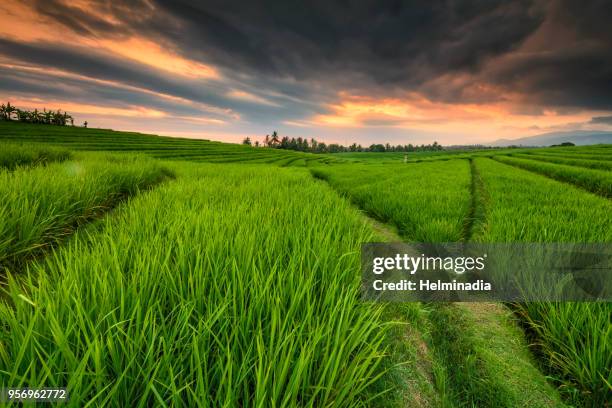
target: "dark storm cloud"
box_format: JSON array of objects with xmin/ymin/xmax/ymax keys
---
[
  {"xmin": 153, "ymin": 0, "xmax": 543, "ymax": 85},
  {"xmin": 479, "ymin": 0, "xmax": 612, "ymax": 109},
  {"xmin": 0, "ymin": 36, "xmax": 330, "ymax": 123},
  {"xmin": 154, "ymin": 0, "xmax": 611, "ymax": 108},
  {"xmin": 484, "ymin": 47, "xmax": 612, "ymax": 109},
  {"xmin": 22, "ymin": 1, "xmax": 546, "ymax": 86},
  {"xmin": 31, "ymin": 0, "xmax": 156, "ymax": 36},
  {"xmin": 590, "ymin": 116, "xmax": 612, "ymax": 125},
  {"xmin": 0, "ymin": 64, "xmax": 213, "ymax": 119},
  {"xmin": 3, "ymin": 0, "xmax": 612, "ymax": 124}
]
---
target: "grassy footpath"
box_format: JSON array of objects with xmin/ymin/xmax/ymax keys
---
[
  {"xmin": 474, "ymin": 158, "xmax": 611, "ymax": 406},
  {"xmin": 0, "ymin": 153, "xmax": 171, "ymax": 273},
  {"xmin": 424, "ymin": 159, "xmax": 564, "ymax": 407},
  {"xmin": 326, "ymin": 190, "xmax": 442, "ymax": 407},
  {"xmin": 428, "ymin": 302, "xmax": 565, "ymax": 407},
  {"xmin": 493, "ymin": 155, "xmax": 612, "ymax": 198},
  {"xmin": 310, "ymin": 160, "xmax": 564, "ymax": 407},
  {"xmin": 0, "ymin": 142, "xmax": 71, "ymax": 170},
  {"xmin": 0, "ymin": 163, "xmax": 392, "ymax": 407}
]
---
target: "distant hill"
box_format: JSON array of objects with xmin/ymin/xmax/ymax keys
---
[{"xmin": 488, "ymin": 131, "xmax": 612, "ymax": 147}]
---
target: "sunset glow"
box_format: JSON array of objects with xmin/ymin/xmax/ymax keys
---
[{"xmin": 1, "ymin": 0, "xmax": 611, "ymax": 145}]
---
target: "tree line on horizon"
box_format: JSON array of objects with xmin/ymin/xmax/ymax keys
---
[
  {"xmin": 0, "ymin": 102, "xmax": 83, "ymax": 127},
  {"xmin": 243, "ymin": 130, "xmax": 445, "ymax": 153}
]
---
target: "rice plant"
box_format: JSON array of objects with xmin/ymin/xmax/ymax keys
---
[
  {"xmin": 474, "ymin": 158, "xmax": 612, "ymax": 406},
  {"xmin": 512, "ymin": 153, "xmax": 612, "ymax": 171},
  {"xmin": 493, "ymin": 155, "xmax": 612, "ymax": 198},
  {"xmin": 0, "ymin": 164, "xmax": 389, "ymax": 407},
  {"xmin": 0, "ymin": 142, "xmax": 71, "ymax": 169},
  {"xmin": 0, "ymin": 153, "xmax": 171, "ymax": 272},
  {"xmin": 311, "ymin": 160, "xmax": 472, "ymax": 242},
  {"xmin": 0, "ymin": 122, "xmax": 332, "ymax": 166}
]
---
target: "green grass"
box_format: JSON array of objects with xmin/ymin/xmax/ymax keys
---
[
  {"xmin": 311, "ymin": 160, "xmax": 472, "ymax": 242},
  {"xmin": 511, "ymin": 153, "xmax": 612, "ymax": 171},
  {"xmin": 310, "ymin": 159, "xmax": 564, "ymax": 407},
  {"xmin": 0, "ymin": 153, "xmax": 171, "ymax": 273},
  {"xmin": 334, "ymin": 145, "xmax": 612, "ymax": 165},
  {"xmin": 519, "ymin": 149, "xmax": 612, "ymax": 161},
  {"xmin": 473, "ymin": 158, "xmax": 612, "ymax": 406},
  {"xmin": 0, "ymin": 142, "xmax": 72, "ymax": 170},
  {"xmin": 492, "ymin": 155, "xmax": 612, "ymax": 198},
  {"xmin": 1, "ymin": 122, "xmax": 610, "ymax": 407},
  {"xmin": 0, "ymin": 163, "xmax": 392, "ymax": 407},
  {"xmin": 427, "ymin": 302, "xmax": 564, "ymax": 408}
]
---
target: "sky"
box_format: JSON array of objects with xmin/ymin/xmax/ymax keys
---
[{"xmin": 1, "ymin": 0, "xmax": 611, "ymax": 145}]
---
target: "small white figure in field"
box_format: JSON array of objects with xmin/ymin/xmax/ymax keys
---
[{"xmin": 404, "ymin": 154, "xmax": 408, "ymax": 163}]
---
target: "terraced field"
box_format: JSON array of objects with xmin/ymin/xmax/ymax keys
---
[
  {"xmin": 472, "ymin": 158, "xmax": 611, "ymax": 406},
  {"xmin": 0, "ymin": 122, "xmax": 342, "ymax": 166},
  {"xmin": 0, "ymin": 123, "xmax": 610, "ymax": 407},
  {"xmin": 308, "ymin": 148, "xmax": 611, "ymax": 407}
]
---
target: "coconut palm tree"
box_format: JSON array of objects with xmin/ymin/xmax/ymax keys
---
[
  {"xmin": 52, "ymin": 110, "xmax": 63, "ymax": 125},
  {"xmin": 33, "ymin": 109, "xmax": 44, "ymax": 124},
  {"xmin": 2, "ymin": 102, "xmax": 16, "ymax": 120},
  {"xmin": 270, "ymin": 130, "xmax": 280, "ymax": 147},
  {"xmin": 15, "ymin": 109, "xmax": 27, "ymax": 122},
  {"xmin": 43, "ymin": 109, "xmax": 53, "ymax": 124},
  {"xmin": 0, "ymin": 102, "xmax": 75, "ymax": 126},
  {"xmin": 60, "ymin": 111, "xmax": 70, "ymax": 126}
]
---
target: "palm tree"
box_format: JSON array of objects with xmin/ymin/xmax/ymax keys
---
[
  {"xmin": 53, "ymin": 110, "xmax": 65, "ymax": 125},
  {"xmin": 43, "ymin": 109, "xmax": 53, "ymax": 124},
  {"xmin": 60, "ymin": 111, "xmax": 69, "ymax": 126},
  {"xmin": 33, "ymin": 108, "xmax": 46, "ymax": 124},
  {"xmin": 310, "ymin": 138, "xmax": 318, "ymax": 152},
  {"xmin": 16, "ymin": 109, "xmax": 27, "ymax": 122},
  {"xmin": 280, "ymin": 136, "xmax": 289, "ymax": 149},
  {"xmin": 1, "ymin": 102, "xmax": 16, "ymax": 121},
  {"xmin": 270, "ymin": 130, "xmax": 280, "ymax": 147},
  {"xmin": 0, "ymin": 102, "xmax": 75, "ymax": 126}
]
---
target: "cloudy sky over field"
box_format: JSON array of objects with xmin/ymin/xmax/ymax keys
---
[{"xmin": 1, "ymin": 0, "xmax": 611, "ymax": 144}]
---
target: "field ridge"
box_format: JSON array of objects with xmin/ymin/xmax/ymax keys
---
[
  {"xmin": 463, "ymin": 159, "xmax": 489, "ymax": 241},
  {"xmin": 491, "ymin": 155, "xmax": 612, "ymax": 198}
]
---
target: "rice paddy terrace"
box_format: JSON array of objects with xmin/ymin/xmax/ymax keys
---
[
  {"xmin": 0, "ymin": 122, "xmax": 343, "ymax": 166},
  {"xmin": 0, "ymin": 121, "xmax": 610, "ymax": 407}
]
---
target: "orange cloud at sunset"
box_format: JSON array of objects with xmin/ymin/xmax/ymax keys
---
[
  {"xmin": 95, "ymin": 37, "xmax": 219, "ymax": 80},
  {"xmin": 5, "ymin": 96, "xmax": 167, "ymax": 118},
  {"xmin": 312, "ymin": 92, "xmax": 610, "ymax": 139},
  {"xmin": 0, "ymin": 2, "xmax": 219, "ymax": 80}
]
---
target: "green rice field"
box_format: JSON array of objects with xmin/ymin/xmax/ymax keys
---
[{"xmin": 0, "ymin": 121, "xmax": 610, "ymax": 407}]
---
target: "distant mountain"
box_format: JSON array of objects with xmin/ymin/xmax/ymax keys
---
[{"xmin": 487, "ymin": 131, "xmax": 612, "ymax": 147}]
